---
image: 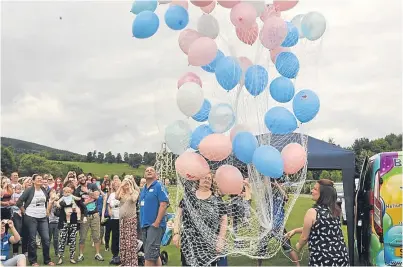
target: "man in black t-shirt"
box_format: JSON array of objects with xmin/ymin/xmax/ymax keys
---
[{"xmin": 74, "ymin": 173, "xmax": 104, "ymax": 262}]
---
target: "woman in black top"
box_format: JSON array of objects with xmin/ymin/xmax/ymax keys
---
[
  {"xmin": 287, "ymin": 179, "xmax": 349, "ymax": 266},
  {"xmin": 172, "ymin": 173, "xmax": 228, "ymax": 266}
]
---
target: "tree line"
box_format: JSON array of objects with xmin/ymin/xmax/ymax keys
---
[{"xmin": 84, "ymin": 151, "xmax": 156, "ymax": 168}]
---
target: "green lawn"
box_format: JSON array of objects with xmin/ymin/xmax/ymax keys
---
[{"xmin": 53, "ymin": 161, "xmax": 146, "ymax": 178}]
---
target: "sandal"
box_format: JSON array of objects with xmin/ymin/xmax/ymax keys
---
[
  {"xmin": 32, "ymin": 263, "xmax": 39, "ymax": 266},
  {"xmin": 57, "ymin": 257, "xmax": 63, "ymax": 265},
  {"xmin": 47, "ymin": 261, "xmax": 56, "ymax": 266},
  {"xmin": 70, "ymin": 259, "xmax": 77, "ymax": 264}
]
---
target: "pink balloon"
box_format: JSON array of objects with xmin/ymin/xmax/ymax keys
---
[
  {"xmin": 230, "ymin": 3, "xmax": 257, "ymax": 29},
  {"xmin": 230, "ymin": 123, "xmax": 251, "ymax": 141},
  {"xmin": 281, "ymin": 143, "xmax": 307, "ymax": 174},
  {"xmin": 259, "ymin": 16, "xmax": 287, "ymax": 50},
  {"xmin": 200, "ymin": 0, "xmax": 216, "ymax": 13},
  {"xmin": 273, "ymin": 0, "xmax": 298, "ymax": 11},
  {"xmin": 177, "ymin": 72, "xmax": 202, "ymax": 88},
  {"xmin": 215, "ymin": 165, "xmax": 244, "ymax": 195},
  {"xmin": 260, "ymin": 4, "xmax": 281, "ymax": 22},
  {"xmin": 178, "ymin": 29, "xmax": 202, "ymax": 55},
  {"xmin": 217, "ymin": 0, "xmax": 239, "ymax": 8},
  {"xmin": 191, "ymin": 0, "xmax": 213, "ymax": 7},
  {"xmin": 270, "ymin": 46, "xmax": 290, "ymax": 63},
  {"xmin": 188, "ymin": 37, "xmax": 218, "ymax": 66},
  {"xmin": 175, "ymin": 151, "xmax": 211, "ymax": 180},
  {"xmin": 198, "ymin": 134, "xmax": 232, "ymax": 161},
  {"xmin": 170, "ymin": 0, "xmax": 189, "ymax": 9},
  {"xmin": 236, "ymin": 22, "xmax": 258, "ymax": 45}
]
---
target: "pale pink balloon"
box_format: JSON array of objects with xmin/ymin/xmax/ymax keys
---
[
  {"xmin": 230, "ymin": 3, "xmax": 257, "ymax": 29},
  {"xmin": 178, "ymin": 29, "xmax": 202, "ymax": 55},
  {"xmin": 259, "ymin": 16, "xmax": 287, "ymax": 50},
  {"xmin": 260, "ymin": 4, "xmax": 281, "ymax": 22},
  {"xmin": 281, "ymin": 143, "xmax": 307, "ymax": 175},
  {"xmin": 215, "ymin": 165, "xmax": 244, "ymax": 195},
  {"xmin": 230, "ymin": 123, "xmax": 251, "ymax": 141},
  {"xmin": 273, "ymin": 0, "xmax": 298, "ymax": 11},
  {"xmin": 217, "ymin": 0, "xmax": 239, "ymax": 8},
  {"xmin": 191, "ymin": 0, "xmax": 213, "ymax": 7},
  {"xmin": 188, "ymin": 37, "xmax": 218, "ymax": 66},
  {"xmin": 177, "ymin": 72, "xmax": 202, "ymax": 88},
  {"xmin": 236, "ymin": 22, "xmax": 258, "ymax": 45},
  {"xmin": 170, "ymin": 0, "xmax": 189, "ymax": 9},
  {"xmin": 270, "ymin": 46, "xmax": 290, "ymax": 63},
  {"xmin": 175, "ymin": 151, "xmax": 211, "ymax": 180},
  {"xmin": 198, "ymin": 134, "xmax": 232, "ymax": 161},
  {"xmin": 200, "ymin": 0, "xmax": 216, "ymax": 13}
]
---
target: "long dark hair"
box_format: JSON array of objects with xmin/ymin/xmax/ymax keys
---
[{"xmin": 315, "ymin": 179, "xmax": 341, "ymax": 217}]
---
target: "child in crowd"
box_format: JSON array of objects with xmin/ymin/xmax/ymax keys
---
[{"xmin": 58, "ymin": 187, "xmax": 85, "ymax": 224}]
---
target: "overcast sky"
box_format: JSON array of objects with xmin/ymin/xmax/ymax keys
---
[{"xmin": 1, "ymin": 0, "xmax": 402, "ymax": 155}]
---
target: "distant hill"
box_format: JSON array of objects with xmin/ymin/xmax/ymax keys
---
[{"xmin": 1, "ymin": 137, "xmax": 84, "ymax": 161}]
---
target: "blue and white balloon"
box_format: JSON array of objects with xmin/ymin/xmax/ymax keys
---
[
  {"xmin": 165, "ymin": 120, "xmax": 191, "ymax": 155},
  {"xmin": 202, "ymin": 50, "xmax": 225, "ymax": 73},
  {"xmin": 164, "ymin": 5, "xmax": 189, "ymax": 30},
  {"xmin": 131, "ymin": 0, "xmax": 158, "ymax": 14},
  {"xmin": 233, "ymin": 131, "xmax": 258, "ymax": 164},
  {"xmin": 275, "ymin": 52, "xmax": 299, "ymax": 79},
  {"xmin": 301, "ymin": 12, "xmax": 326, "ymax": 41},
  {"xmin": 208, "ymin": 103, "xmax": 236, "ymax": 133},
  {"xmin": 132, "ymin": 11, "xmax": 159, "ymax": 39},
  {"xmin": 215, "ymin": 57, "xmax": 242, "ymax": 91},
  {"xmin": 252, "ymin": 145, "xmax": 284, "ymax": 178},
  {"xmin": 292, "ymin": 89, "xmax": 320, "ymax": 123},
  {"xmin": 192, "ymin": 99, "xmax": 211, "ymax": 122},
  {"xmin": 269, "ymin": 77, "xmax": 295, "ymax": 103},
  {"xmin": 281, "ymin": 22, "xmax": 299, "ymax": 47},
  {"xmin": 190, "ymin": 124, "xmax": 213, "ymax": 150},
  {"xmin": 264, "ymin": 107, "xmax": 297, "ymax": 134},
  {"xmin": 244, "ymin": 65, "xmax": 269, "ymax": 96}
]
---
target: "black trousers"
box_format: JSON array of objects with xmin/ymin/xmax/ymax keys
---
[{"xmin": 109, "ymin": 219, "xmax": 120, "ymax": 257}]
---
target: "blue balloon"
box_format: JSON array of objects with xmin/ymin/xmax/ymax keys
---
[
  {"xmin": 275, "ymin": 52, "xmax": 300, "ymax": 79},
  {"xmin": 252, "ymin": 145, "xmax": 284, "ymax": 178},
  {"xmin": 269, "ymin": 77, "xmax": 295, "ymax": 103},
  {"xmin": 190, "ymin": 124, "xmax": 213, "ymax": 150},
  {"xmin": 132, "ymin": 11, "xmax": 159, "ymax": 39},
  {"xmin": 202, "ymin": 50, "xmax": 225, "ymax": 73},
  {"xmin": 281, "ymin": 22, "xmax": 299, "ymax": 47},
  {"xmin": 244, "ymin": 65, "xmax": 269, "ymax": 96},
  {"xmin": 292, "ymin": 89, "xmax": 320, "ymax": 123},
  {"xmin": 233, "ymin": 132, "xmax": 258, "ymax": 164},
  {"xmin": 131, "ymin": 0, "xmax": 158, "ymax": 14},
  {"xmin": 215, "ymin": 57, "xmax": 242, "ymax": 91},
  {"xmin": 164, "ymin": 5, "xmax": 189, "ymax": 30},
  {"xmin": 264, "ymin": 107, "xmax": 297, "ymax": 134},
  {"xmin": 192, "ymin": 99, "xmax": 211, "ymax": 122}
]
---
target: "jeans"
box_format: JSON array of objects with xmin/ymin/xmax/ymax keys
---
[
  {"xmin": 24, "ymin": 215, "xmax": 51, "ymax": 265},
  {"xmin": 12, "ymin": 213, "xmax": 23, "ymax": 254},
  {"xmin": 109, "ymin": 219, "xmax": 120, "ymax": 257},
  {"xmin": 49, "ymin": 223, "xmax": 59, "ymax": 255}
]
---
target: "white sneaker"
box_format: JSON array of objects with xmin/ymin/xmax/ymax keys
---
[{"xmin": 137, "ymin": 240, "xmax": 143, "ymax": 252}]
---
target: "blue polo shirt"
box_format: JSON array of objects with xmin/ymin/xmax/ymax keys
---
[{"xmin": 139, "ymin": 180, "xmax": 169, "ymax": 229}]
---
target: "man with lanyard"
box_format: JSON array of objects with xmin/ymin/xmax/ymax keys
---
[
  {"xmin": 139, "ymin": 167, "xmax": 169, "ymax": 266},
  {"xmin": 75, "ymin": 173, "xmax": 104, "ymax": 262}
]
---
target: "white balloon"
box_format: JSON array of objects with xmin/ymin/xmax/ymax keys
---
[
  {"xmin": 165, "ymin": 120, "xmax": 192, "ymax": 155},
  {"xmin": 301, "ymin": 12, "xmax": 326, "ymax": 41},
  {"xmin": 177, "ymin": 83, "xmax": 204, "ymax": 117},
  {"xmin": 230, "ymin": 124, "xmax": 251, "ymax": 141},
  {"xmin": 208, "ymin": 103, "xmax": 236, "ymax": 133},
  {"xmin": 291, "ymin": 14, "xmax": 305, "ymax": 39},
  {"xmin": 246, "ymin": 0, "xmax": 266, "ymax": 16},
  {"xmin": 197, "ymin": 14, "xmax": 220, "ymax": 39}
]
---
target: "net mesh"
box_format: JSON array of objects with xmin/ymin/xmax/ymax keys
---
[{"xmin": 152, "ymin": 2, "xmax": 324, "ymax": 265}]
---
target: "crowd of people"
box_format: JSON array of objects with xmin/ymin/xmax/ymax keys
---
[{"xmin": 1, "ymin": 167, "xmax": 349, "ymax": 267}]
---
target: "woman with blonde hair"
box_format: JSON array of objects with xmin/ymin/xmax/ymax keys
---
[{"xmin": 116, "ymin": 175, "xmax": 140, "ymax": 266}]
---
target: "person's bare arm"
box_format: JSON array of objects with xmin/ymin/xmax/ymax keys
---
[
  {"xmin": 172, "ymin": 207, "xmax": 182, "ymax": 248},
  {"xmin": 7, "ymin": 221, "xmax": 21, "ymax": 244},
  {"xmin": 296, "ymin": 208, "xmax": 316, "ymax": 250},
  {"xmin": 101, "ymin": 194, "xmax": 108, "ymax": 220}
]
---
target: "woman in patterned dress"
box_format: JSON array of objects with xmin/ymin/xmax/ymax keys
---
[
  {"xmin": 287, "ymin": 179, "xmax": 350, "ymax": 266},
  {"xmin": 116, "ymin": 176, "xmax": 140, "ymax": 266}
]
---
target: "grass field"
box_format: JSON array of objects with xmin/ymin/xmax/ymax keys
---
[
  {"xmin": 31, "ymin": 188, "xmax": 348, "ymax": 266},
  {"xmin": 55, "ymin": 161, "xmax": 146, "ymax": 178}
]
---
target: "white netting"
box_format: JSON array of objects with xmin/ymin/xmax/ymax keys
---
[{"xmin": 147, "ymin": 2, "xmax": 325, "ymax": 266}]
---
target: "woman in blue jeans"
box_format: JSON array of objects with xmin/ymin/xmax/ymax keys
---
[{"xmin": 16, "ymin": 174, "xmax": 55, "ymax": 266}]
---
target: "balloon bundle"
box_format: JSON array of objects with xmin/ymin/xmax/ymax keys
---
[{"xmin": 131, "ymin": 0, "xmax": 326, "ymax": 191}]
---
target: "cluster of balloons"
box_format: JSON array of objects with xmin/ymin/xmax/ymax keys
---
[{"xmin": 131, "ymin": 0, "xmax": 327, "ymax": 191}]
